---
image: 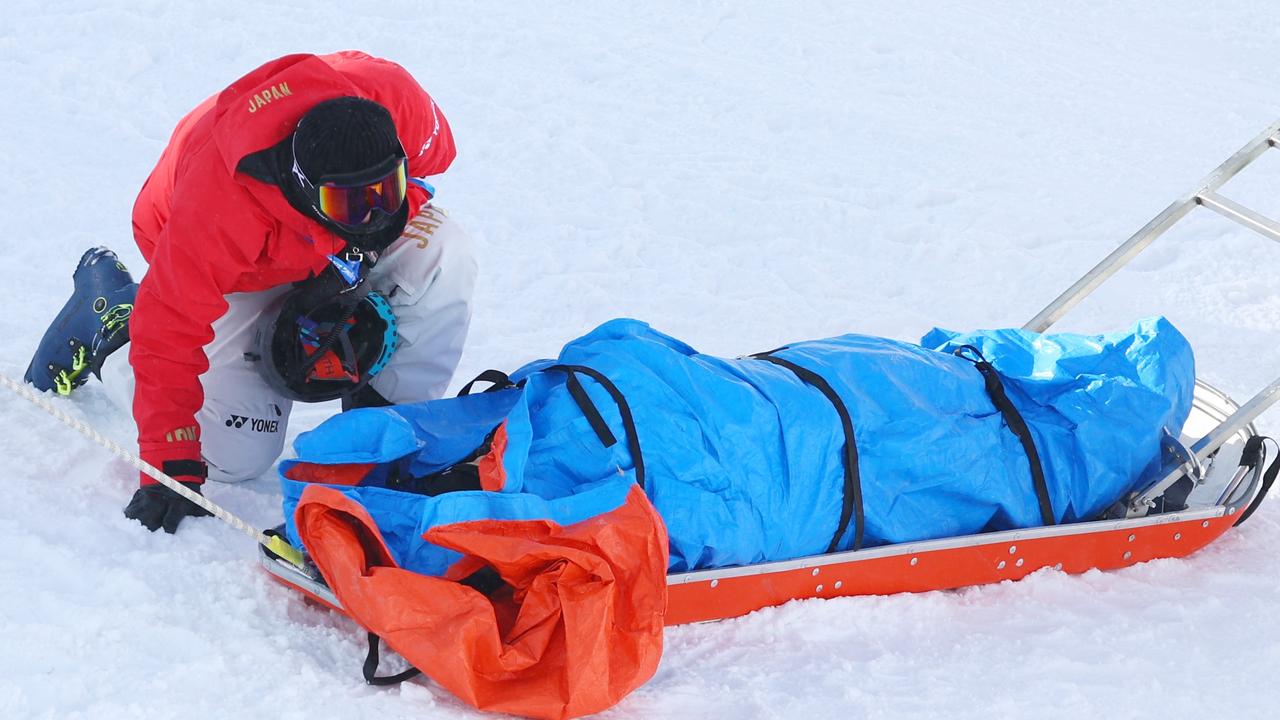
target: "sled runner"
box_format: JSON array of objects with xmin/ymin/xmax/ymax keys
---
[{"xmin": 258, "ymin": 119, "xmax": 1280, "ymax": 718}]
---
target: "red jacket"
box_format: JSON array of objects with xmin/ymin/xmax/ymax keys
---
[{"xmin": 130, "ymin": 51, "xmax": 455, "ymax": 485}]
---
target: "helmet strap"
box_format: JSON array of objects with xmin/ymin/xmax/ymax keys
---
[{"xmin": 288, "ymin": 304, "xmax": 360, "ymax": 386}]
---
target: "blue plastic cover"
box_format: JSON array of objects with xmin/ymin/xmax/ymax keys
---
[{"xmin": 280, "ymin": 317, "xmax": 1194, "ymax": 574}]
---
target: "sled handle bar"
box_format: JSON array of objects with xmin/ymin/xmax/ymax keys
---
[
  {"xmin": 1020, "ymin": 118, "xmax": 1280, "ymax": 514},
  {"xmin": 1023, "ymin": 118, "xmax": 1280, "ymax": 334}
]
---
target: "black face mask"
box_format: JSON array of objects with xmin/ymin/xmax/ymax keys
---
[{"xmin": 314, "ymin": 200, "xmax": 409, "ymax": 255}]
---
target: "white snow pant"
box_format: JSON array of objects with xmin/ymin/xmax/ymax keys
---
[{"xmin": 102, "ymin": 206, "xmax": 476, "ymax": 483}]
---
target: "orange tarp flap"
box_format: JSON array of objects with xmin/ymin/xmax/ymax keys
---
[{"xmin": 293, "ymin": 484, "xmax": 669, "ymax": 719}]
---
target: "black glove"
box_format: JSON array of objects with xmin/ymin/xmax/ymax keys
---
[
  {"xmin": 341, "ymin": 383, "xmax": 393, "ymax": 411},
  {"xmin": 123, "ymin": 481, "xmax": 213, "ymax": 534}
]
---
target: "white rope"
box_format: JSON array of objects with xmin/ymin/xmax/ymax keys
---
[{"xmin": 0, "ymin": 370, "xmax": 306, "ymax": 567}]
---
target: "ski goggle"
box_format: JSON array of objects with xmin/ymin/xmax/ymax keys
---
[{"xmin": 292, "ymin": 150, "xmax": 409, "ymax": 229}]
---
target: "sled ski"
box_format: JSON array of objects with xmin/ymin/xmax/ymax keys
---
[{"xmin": 261, "ymin": 118, "xmax": 1280, "ymax": 625}]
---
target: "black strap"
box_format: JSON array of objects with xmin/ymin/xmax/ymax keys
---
[
  {"xmin": 457, "ymin": 369, "xmax": 517, "ymax": 397},
  {"xmin": 1234, "ymin": 436, "xmax": 1280, "ymax": 526},
  {"xmin": 546, "ymin": 364, "xmax": 646, "ymax": 489},
  {"xmin": 753, "ymin": 352, "xmax": 864, "ymax": 552},
  {"xmin": 564, "ymin": 370, "xmax": 618, "ymax": 447},
  {"xmin": 954, "ymin": 345, "xmax": 1055, "ymax": 526},
  {"xmin": 363, "ymin": 632, "xmax": 422, "ymax": 686},
  {"xmin": 337, "ymin": 331, "xmax": 358, "ymax": 376},
  {"xmin": 161, "ymin": 459, "xmax": 208, "ymax": 479}
]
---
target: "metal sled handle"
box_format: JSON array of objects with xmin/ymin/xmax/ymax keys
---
[{"xmin": 1021, "ymin": 118, "xmax": 1280, "ymax": 513}]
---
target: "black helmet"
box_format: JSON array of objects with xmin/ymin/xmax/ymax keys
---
[{"xmin": 252, "ymin": 283, "xmax": 399, "ymax": 403}]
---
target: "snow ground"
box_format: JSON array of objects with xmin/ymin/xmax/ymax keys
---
[{"xmin": 3, "ymin": 1, "xmax": 1280, "ymax": 718}]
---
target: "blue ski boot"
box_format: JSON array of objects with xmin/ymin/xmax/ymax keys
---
[{"xmin": 25, "ymin": 247, "xmax": 138, "ymax": 395}]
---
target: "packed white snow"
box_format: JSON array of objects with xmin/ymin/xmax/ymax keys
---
[{"xmin": 3, "ymin": 1, "xmax": 1280, "ymax": 718}]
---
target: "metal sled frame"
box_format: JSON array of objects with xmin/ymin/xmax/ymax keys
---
[{"xmin": 262, "ymin": 120, "xmax": 1280, "ymax": 625}]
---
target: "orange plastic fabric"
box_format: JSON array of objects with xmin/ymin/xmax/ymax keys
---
[
  {"xmin": 293, "ymin": 484, "xmax": 669, "ymax": 719},
  {"xmin": 477, "ymin": 421, "xmax": 509, "ymax": 491},
  {"xmin": 283, "ymin": 462, "xmax": 374, "ymax": 486}
]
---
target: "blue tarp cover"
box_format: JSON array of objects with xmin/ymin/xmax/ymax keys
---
[{"xmin": 281, "ymin": 317, "xmax": 1194, "ymax": 573}]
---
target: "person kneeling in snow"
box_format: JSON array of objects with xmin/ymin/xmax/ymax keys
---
[{"xmin": 24, "ymin": 52, "xmax": 477, "ymax": 533}]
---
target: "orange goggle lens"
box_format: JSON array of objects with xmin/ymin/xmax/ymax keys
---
[{"xmin": 315, "ymin": 161, "xmax": 408, "ymax": 227}]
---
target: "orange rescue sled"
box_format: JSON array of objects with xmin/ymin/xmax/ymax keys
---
[{"xmin": 260, "ymin": 118, "xmax": 1280, "ymax": 715}]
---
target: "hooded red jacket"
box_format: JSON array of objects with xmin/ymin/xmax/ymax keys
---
[{"xmin": 130, "ymin": 51, "xmax": 455, "ymax": 486}]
